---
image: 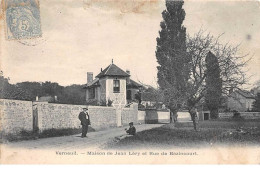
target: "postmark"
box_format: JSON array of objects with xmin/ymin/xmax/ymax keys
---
[{"xmin": 3, "ymin": 0, "xmax": 42, "ymax": 40}]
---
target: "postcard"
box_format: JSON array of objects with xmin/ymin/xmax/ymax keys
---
[{"xmin": 0, "ymin": 0, "xmax": 260, "ymax": 164}]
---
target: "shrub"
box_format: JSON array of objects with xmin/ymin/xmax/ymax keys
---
[
  {"xmin": 232, "ymin": 112, "xmax": 245, "ymax": 121},
  {"xmin": 86, "ymin": 99, "xmax": 98, "ymax": 106},
  {"xmin": 100, "ymin": 99, "xmax": 107, "ymax": 106},
  {"xmin": 3, "ymin": 129, "xmax": 37, "ymax": 142},
  {"xmin": 107, "ymin": 98, "xmax": 113, "ymax": 107}
]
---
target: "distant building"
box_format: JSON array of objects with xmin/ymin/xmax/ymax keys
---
[
  {"xmin": 141, "ymin": 89, "xmax": 164, "ymax": 109},
  {"xmin": 37, "ymin": 95, "xmax": 58, "ymax": 103},
  {"xmin": 251, "ymin": 86, "xmax": 260, "ymax": 95},
  {"xmin": 227, "ymin": 89, "xmax": 255, "ymax": 112},
  {"xmin": 83, "ymin": 61, "xmax": 143, "ymax": 108}
]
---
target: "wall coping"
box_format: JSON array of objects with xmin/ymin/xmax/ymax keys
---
[
  {"xmin": 33, "ymin": 101, "xmax": 116, "ymax": 110},
  {"xmin": 0, "ymin": 98, "xmax": 32, "ymax": 103},
  {"xmin": 219, "ymin": 112, "xmax": 260, "ymax": 114}
]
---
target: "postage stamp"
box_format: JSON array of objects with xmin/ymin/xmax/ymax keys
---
[{"xmin": 3, "ymin": 0, "xmax": 42, "ymax": 40}]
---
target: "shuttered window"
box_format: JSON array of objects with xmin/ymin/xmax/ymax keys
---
[{"xmin": 113, "ymin": 80, "xmax": 120, "ymax": 93}]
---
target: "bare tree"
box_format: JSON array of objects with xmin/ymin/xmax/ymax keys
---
[{"xmin": 186, "ymin": 30, "xmax": 251, "ymax": 130}]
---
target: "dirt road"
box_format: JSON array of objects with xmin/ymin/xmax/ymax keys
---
[{"xmin": 4, "ymin": 124, "xmax": 163, "ymax": 150}]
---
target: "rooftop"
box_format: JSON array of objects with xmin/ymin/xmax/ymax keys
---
[
  {"xmin": 96, "ymin": 63, "xmax": 130, "ymax": 78},
  {"xmin": 234, "ymin": 89, "xmax": 255, "ymax": 99}
]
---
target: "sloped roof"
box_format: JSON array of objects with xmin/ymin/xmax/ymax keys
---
[
  {"xmin": 236, "ymin": 89, "xmax": 255, "ymax": 99},
  {"xmin": 96, "ymin": 64, "xmax": 130, "ymax": 78},
  {"xmin": 127, "ymin": 79, "xmax": 143, "ymax": 88},
  {"xmin": 83, "ymin": 78, "xmax": 100, "ymax": 89}
]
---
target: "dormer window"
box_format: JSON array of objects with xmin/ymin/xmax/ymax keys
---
[{"xmin": 113, "ymin": 79, "xmax": 120, "ymax": 93}]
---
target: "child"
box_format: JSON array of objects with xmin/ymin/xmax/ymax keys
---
[
  {"xmin": 115, "ymin": 122, "xmax": 136, "ymax": 141},
  {"xmin": 125, "ymin": 122, "xmax": 136, "ymax": 135}
]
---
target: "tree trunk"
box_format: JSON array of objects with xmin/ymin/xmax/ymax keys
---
[
  {"xmin": 189, "ymin": 107, "xmax": 198, "ymax": 131},
  {"xmin": 170, "ymin": 111, "xmax": 178, "ymax": 123},
  {"xmin": 210, "ymin": 108, "xmax": 219, "ymax": 119}
]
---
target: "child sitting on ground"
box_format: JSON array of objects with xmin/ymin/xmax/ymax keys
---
[
  {"xmin": 115, "ymin": 122, "xmax": 136, "ymax": 141},
  {"xmin": 125, "ymin": 122, "xmax": 136, "ymax": 135}
]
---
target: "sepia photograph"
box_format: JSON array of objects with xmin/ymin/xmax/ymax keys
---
[{"xmin": 0, "ymin": 0, "xmax": 260, "ymax": 164}]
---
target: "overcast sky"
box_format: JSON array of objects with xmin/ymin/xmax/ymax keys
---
[{"xmin": 1, "ymin": 0, "xmax": 260, "ymax": 88}]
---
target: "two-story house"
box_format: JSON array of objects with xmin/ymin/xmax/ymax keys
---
[{"xmin": 83, "ymin": 61, "xmax": 143, "ymax": 108}]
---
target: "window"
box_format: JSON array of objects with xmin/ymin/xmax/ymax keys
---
[
  {"xmin": 113, "ymin": 80, "xmax": 120, "ymax": 93},
  {"xmin": 89, "ymin": 88, "xmax": 95, "ymax": 99},
  {"xmin": 127, "ymin": 90, "xmax": 132, "ymax": 100}
]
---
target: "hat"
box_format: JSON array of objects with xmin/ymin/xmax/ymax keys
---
[
  {"xmin": 83, "ymin": 107, "xmax": 88, "ymax": 110},
  {"xmin": 129, "ymin": 122, "xmax": 133, "ymax": 125}
]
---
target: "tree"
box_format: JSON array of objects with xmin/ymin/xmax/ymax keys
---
[
  {"xmin": 205, "ymin": 51, "xmax": 222, "ymax": 119},
  {"xmin": 58, "ymin": 84, "xmax": 86, "ymax": 105},
  {"xmin": 252, "ymin": 93, "xmax": 260, "ymax": 112},
  {"xmin": 156, "ymin": 0, "xmax": 190, "ymax": 116},
  {"xmin": 0, "ymin": 71, "xmax": 31, "ymax": 100},
  {"xmin": 185, "ymin": 30, "xmax": 250, "ymax": 129},
  {"xmin": 16, "ymin": 82, "xmax": 44, "ymax": 100}
]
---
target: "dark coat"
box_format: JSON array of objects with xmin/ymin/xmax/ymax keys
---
[
  {"xmin": 78, "ymin": 111, "xmax": 91, "ymax": 126},
  {"xmin": 126, "ymin": 126, "xmax": 136, "ymax": 135}
]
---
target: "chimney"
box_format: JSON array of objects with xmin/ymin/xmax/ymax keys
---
[
  {"xmin": 126, "ymin": 70, "xmax": 130, "ymax": 84},
  {"xmin": 87, "ymin": 72, "xmax": 93, "ymax": 83}
]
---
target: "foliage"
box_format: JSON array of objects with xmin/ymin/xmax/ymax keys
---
[
  {"xmin": 38, "ymin": 127, "xmax": 95, "ymax": 138},
  {"xmin": 86, "ymin": 99, "xmax": 99, "ymax": 106},
  {"xmin": 100, "ymin": 99, "xmax": 107, "ymax": 106},
  {"xmin": 0, "ymin": 71, "xmax": 31, "ymax": 100},
  {"xmin": 107, "ymin": 98, "xmax": 113, "ymax": 107},
  {"xmin": 134, "ymin": 91, "xmax": 142, "ymax": 104},
  {"xmin": 0, "ymin": 71, "xmax": 87, "ymax": 105},
  {"xmin": 252, "ymin": 93, "xmax": 260, "ymax": 112},
  {"xmin": 205, "ymin": 51, "xmax": 222, "ymax": 119},
  {"xmin": 58, "ymin": 84, "xmax": 86, "ymax": 105},
  {"xmin": 156, "ymin": 0, "xmax": 190, "ymax": 114},
  {"xmin": 2, "ymin": 127, "xmax": 96, "ymax": 142}
]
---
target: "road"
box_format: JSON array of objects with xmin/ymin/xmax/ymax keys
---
[{"xmin": 4, "ymin": 124, "xmax": 163, "ymax": 150}]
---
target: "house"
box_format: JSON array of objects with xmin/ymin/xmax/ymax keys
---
[
  {"xmin": 83, "ymin": 61, "xmax": 143, "ymax": 108},
  {"xmin": 227, "ymin": 89, "xmax": 255, "ymax": 112},
  {"xmin": 140, "ymin": 87, "xmax": 165, "ymax": 109},
  {"xmin": 251, "ymin": 86, "xmax": 260, "ymax": 95},
  {"xmin": 37, "ymin": 95, "xmax": 58, "ymax": 103}
]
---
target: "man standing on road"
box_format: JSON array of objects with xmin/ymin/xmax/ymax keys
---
[{"xmin": 78, "ymin": 107, "xmax": 91, "ymax": 138}]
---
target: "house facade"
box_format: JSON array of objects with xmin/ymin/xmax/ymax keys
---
[
  {"xmin": 227, "ymin": 89, "xmax": 255, "ymax": 112},
  {"xmin": 83, "ymin": 62, "xmax": 142, "ymax": 108}
]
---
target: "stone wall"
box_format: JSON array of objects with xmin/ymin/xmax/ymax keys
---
[
  {"xmin": 138, "ymin": 110, "xmax": 146, "ymax": 123},
  {"xmin": 219, "ymin": 112, "xmax": 260, "ymax": 119},
  {"xmin": 35, "ymin": 102, "xmax": 84, "ymax": 131},
  {"xmin": 218, "ymin": 112, "xmax": 233, "ymax": 119},
  {"xmin": 138, "ymin": 109, "xmax": 170, "ymax": 124},
  {"xmin": 121, "ymin": 103, "xmax": 138, "ymax": 125},
  {"xmin": 157, "ymin": 111, "xmax": 171, "ymax": 123},
  {"xmin": 239, "ymin": 112, "xmax": 260, "ymax": 119},
  {"xmin": 0, "ymin": 99, "xmax": 33, "ymax": 134},
  {"xmin": 1, "ymin": 99, "xmax": 170, "ymax": 136},
  {"xmin": 35, "ymin": 102, "xmax": 117, "ymax": 132},
  {"xmin": 88, "ymin": 106, "xmax": 117, "ymax": 129}
]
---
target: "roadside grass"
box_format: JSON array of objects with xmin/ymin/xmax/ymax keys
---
[
  {"xmin": 1, "ymin": 127, "xmax": 95, "ymax": 142},
  {"xmin": 106, "ymin": 119, "xmax": 260, "ymax": 149}
]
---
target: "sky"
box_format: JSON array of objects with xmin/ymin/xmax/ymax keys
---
[{"xmin": 1, "ymin": 0, "xmax": 260, "ymax": 88}]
